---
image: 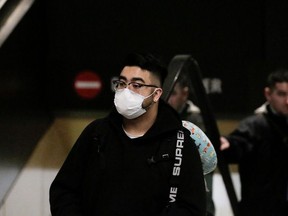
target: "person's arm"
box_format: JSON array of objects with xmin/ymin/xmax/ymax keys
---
[
  {"xmin": 220, "ymin": 116, "xmax": 257, "ymax": 163},
  {"xmin": 161, "ymin": 131, "xmax": 207, "ymax": 216},
  {"xmin": 49, "ymin": 122, "xmax": 97, "ymax": 216}
]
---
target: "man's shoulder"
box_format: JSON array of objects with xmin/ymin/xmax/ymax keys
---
[
  {"xmin": 83, "ymin": 116, "xmax": 111, "ymax": 136},
  {"xmin": 241, "ymin": 113, "xmax": 266, "ymax": 125},
  {"xmin": 234, "ymin": 113, "xmax": 270, "ymax": 135}
]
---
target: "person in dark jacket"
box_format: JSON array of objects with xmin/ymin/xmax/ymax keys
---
[
  {"xmin": 168, "ymin": 74, "xmax": 215, "ymax": 216},
  {"xmin": 49, "ymin": 53, "xmax": 207, "ymax": 216},
  {"xmin": 220, "ymin": 69, "xmax": 288, "ymax": 216}
]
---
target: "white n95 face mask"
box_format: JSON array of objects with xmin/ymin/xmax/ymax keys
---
[{"xmin": 114, "ymin": 88, "xmax": 154, "ymax": 119}]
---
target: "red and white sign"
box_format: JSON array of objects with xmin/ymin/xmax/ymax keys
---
[{"xmin": 74, "ymin": 70, "xmax": 103, "ymax": 99}]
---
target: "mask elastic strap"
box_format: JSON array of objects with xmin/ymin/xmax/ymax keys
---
[{"xmin": 142, "ymin": 89, "xmax": 158, "ymax": 109}]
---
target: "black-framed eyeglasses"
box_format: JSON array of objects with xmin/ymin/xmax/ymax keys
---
[{"xmin": 112, "ymin": 80, "xmax": 158, "ymax": 91}]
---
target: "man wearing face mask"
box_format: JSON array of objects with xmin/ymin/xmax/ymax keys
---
[{"xmin": 49, "ymin": 52, "xmax": 206, "ymax": 216}]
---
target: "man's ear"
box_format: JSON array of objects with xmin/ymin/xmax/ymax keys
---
[
  {"xmin": 183, "ymin": 86, "xmax": 189, "ymax": 99},
  {"xmin": 264, "ymin": 87, "xmax": 271, "ymax": 101},
  {"xmin": 153, "ymin": 88, "xmax": 163, "ymax": 102}
]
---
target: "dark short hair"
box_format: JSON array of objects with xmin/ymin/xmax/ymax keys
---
[
  {"xmin": 122, "ymin": 52, "xmax": 168, "ymax": 86},
  {"xmin": 267, "ymin": 68, "xmax": 288, "ymax": 89},
  {"xmin": 175, "ymin": 72, "xmax": 197, "ymax": 101},
  {"xmin": 176, "ymin": 73, "xmax": 191, "ymax": 89}
]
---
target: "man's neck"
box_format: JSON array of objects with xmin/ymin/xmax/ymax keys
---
[{"xmin": 122, "ymin": 104, "xmax": 158, "ymax": 137}]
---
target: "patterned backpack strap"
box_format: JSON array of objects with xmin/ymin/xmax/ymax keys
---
[{"xmin": 182, "ymin": 120, "xmax": 217, "ymax": 175}]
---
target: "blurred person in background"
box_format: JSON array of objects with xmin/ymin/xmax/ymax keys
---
[{"xmin": 220, "ymin": 69, "xmax": 288, "ymax": 216}]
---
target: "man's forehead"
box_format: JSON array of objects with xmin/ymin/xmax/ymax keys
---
[
  {"xmin": 120, "ymin": 66, "xmax": 154, "ymax": 82},
  {"xmin": 274, "ymin": 82, "xmax": 288, "ymax": 90}
]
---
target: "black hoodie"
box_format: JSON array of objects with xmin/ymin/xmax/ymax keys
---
[{"xmin": 50, "ymin": 100, "xmax": 206, "ymax": 216}]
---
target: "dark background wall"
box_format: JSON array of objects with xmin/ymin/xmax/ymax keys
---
[
  {"xmin": 45, "ymin": 0, "xmax": 288, "ymax": 115},
  {"xmin": 1, "ymin": 0, "xmax": 288, "ymax": 116}
]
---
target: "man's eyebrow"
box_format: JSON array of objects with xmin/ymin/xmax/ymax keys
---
[
  {"xmin": 118, "ymin": 75, "xmax": 126, "ymax": 80},
  {"xmin": 276, "ymin": 90, "xmax": 288, "ymax": 94},
  {"xmin": 118, "ymin": 75, "xmax": 145, "ymax": 83},
  {"xmin": 131, "ymin": 77, "xmax": 145, "ymax": 83}
]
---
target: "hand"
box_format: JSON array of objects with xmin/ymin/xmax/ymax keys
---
[{"xmin": 220, "ymin": 136, "xmax": 230, "ymax": 151}]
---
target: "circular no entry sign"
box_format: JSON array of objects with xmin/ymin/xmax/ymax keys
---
[{"xmin": 74, "ymin": 71, "xmax": 103, "ymax": 99}]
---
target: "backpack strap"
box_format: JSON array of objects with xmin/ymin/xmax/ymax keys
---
[
  {"xmin": 168, "ymin": 129, "xmax": 185, "ymax": 203},
  {"xmin": 168, "ymin": 121, "xmax": 218, "ymax": 204},
  {"xmin": 182, "ymin": 120, "xmax": 217, "ymax": 175}
]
